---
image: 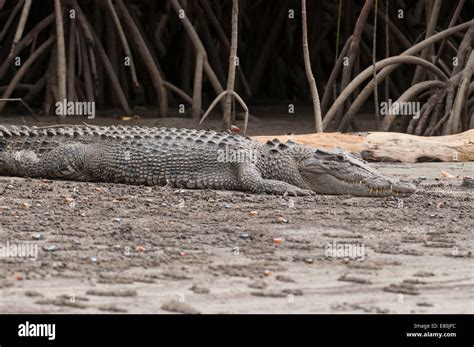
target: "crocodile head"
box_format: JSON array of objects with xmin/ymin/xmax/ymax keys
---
[{"xmin": 298, "ymin": 148, "xmax": 416, "ymax": 197}]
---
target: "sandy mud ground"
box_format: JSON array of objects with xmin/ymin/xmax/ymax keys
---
[{"xmin": 0, "ymin": 161, "xmax": 472, "ymax": 314}]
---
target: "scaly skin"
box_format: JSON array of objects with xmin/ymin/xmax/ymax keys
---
[{"xmin": 0, "ymin": 125, "xmax": 416, "ymax": 197}]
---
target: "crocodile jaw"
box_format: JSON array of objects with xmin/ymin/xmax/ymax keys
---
[{"xmin": 303, "ymin": 173, "xmax": 416, "ymax": 197}]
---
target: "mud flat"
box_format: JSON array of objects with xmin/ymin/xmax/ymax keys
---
[{"xmin": 0, "ymin": 162, "xmax": 472, "ymax": 313}]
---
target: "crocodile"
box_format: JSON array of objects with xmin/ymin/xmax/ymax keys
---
[{"xmin": 0, "ymin": 125, "xmax": 416, "ymax": 197}]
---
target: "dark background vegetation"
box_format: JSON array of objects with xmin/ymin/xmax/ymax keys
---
[{"xmin": 0, "ymin": 0, "xmax": 472, "ymax": 134}]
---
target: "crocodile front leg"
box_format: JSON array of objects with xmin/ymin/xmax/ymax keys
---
[{"xmin": 237, "ymin": 162, "xmax": 313, "ymax": 196}]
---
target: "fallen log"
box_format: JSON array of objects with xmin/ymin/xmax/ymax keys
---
[{"xmin": 253, "ymin": 130, "xmax": 474, "ymax": 163}]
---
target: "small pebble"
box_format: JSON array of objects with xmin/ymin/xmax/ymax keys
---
[
  {"xmin": 273, "ymin": 238, "xmax": 284, "ymax": 246},
  {"xmin": 275, "ymin": 216, "xmax": 289, "ymax": 224},
  {"xmin": 44, "ymin": 245, "xmax": 56, "ymax": 252},
  {"xmin": 248, "ymin": 280, "xmax": 267, "ymax": 289},
  {"xmin": 190, "ymin": 284, "xmax": 210, "ymax": 294},
  {"xmin": 32, "ymin": 233, "xmax": 42, "ymax": 240},
  {"xmin": 240, "ymin": 232, "xmax": 250, "ymax": 239},
  {"xmin": 276, "ymin": 275, "xmax": 295, "ymax": 283}
]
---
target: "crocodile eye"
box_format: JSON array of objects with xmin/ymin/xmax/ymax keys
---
[{"xmin": 336, "ymin": 154, "xmax": 345, "ymax": 161}]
